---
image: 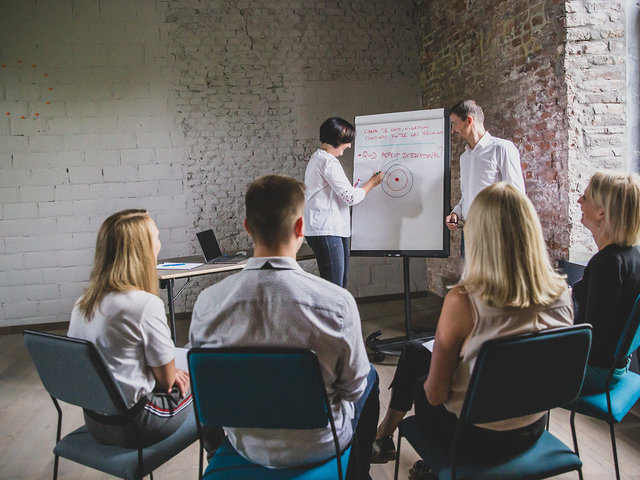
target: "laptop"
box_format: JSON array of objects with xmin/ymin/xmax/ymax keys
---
[{"xmin": 196, "ymin": 229, "xmax": 248, "ymax": 264}]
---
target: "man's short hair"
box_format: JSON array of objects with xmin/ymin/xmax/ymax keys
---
[
  {"xmin": 450, "ymin": 100, "xmax": 485, "ymax": 125},
  {"xmin": 245, "ymin": 175, "xmax": 305, "ymax": 247},
  {"xmin": 319, "ymin": 117, "xmax": 356, "ymax": 147}
]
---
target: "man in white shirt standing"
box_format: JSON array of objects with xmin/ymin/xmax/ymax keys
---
[
  {"xmin": 445, "ymin": 100, "xmax": 526, "ymax": 256},
  {"xmin": 189, "ymin": 174, "xmax": 379, "ymax": 479}
]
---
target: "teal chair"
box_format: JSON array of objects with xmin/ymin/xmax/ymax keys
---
[
  {"xmin": 571, "ymin": 295, "xmax": 640, "ymax": 480},
  {"xmin": 188, "ymin": 347, "xmax": 351, "ymax": 480},
  {"xmin": 394, "ymin": 325, "xmax": 592, "ymax": 480},
  {"xmin": 23, "ymin": 330, "xmax": 198, "ymax": 480}
]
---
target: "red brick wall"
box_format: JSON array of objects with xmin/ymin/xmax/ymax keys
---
[{"xmin": 418, "ymin": 0, "xmax": 570, "ymax": 294}]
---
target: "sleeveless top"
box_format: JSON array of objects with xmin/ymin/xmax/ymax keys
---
[{"xmin": 444, "ymin": 288, "xmax": 574, "ymax": 431}]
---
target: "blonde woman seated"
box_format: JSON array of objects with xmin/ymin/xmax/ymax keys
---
[
  {"xmin": 372, "ymin": 183, "xmax": 573, "ymax": 472},
  {"xmin": 68, "ymin": 210, "xmax": 204, "ymax": 448},
  {"xmin": 573, "ymin": 171, "xmax": 640, "ymax": 393}
]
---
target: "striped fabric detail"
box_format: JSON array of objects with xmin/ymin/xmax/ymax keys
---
[{"xmin": 143, "ymin": 393, "xmax": 193, "ymax": 418}]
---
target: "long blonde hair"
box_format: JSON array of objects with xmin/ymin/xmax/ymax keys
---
[
  {"xmin": 459, "ymin": 182, "xmax": 566, "ymax": 308},
  {"xmin": 77, "ymin": 209, "xmax": 159, "ymax": 318},
  {"xmin": 586, "ymin": 171, "xmax": 640, "ymax": 247}
]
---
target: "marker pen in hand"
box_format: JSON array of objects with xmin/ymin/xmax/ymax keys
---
[{"xmin": 354, "ymin": 178, "xmax": 361, "ymax": 187}]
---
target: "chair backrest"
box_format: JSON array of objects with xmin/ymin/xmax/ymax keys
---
[
  {"xmin": 614, "ymin": 293, "xmax": 640, "ymax": 363},
  {"xmin": 460, "ymin": 325, "xmax": 592, "ymax": 425},
  {"xmin": 23, "ymin": 330, "xmax": 129, "ymax": 416},
  {"xmin": 188, "ymin": 347, "xmax": 331, "ymax": 429}
]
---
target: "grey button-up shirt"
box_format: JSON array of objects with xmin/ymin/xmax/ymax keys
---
[{"xmin": 189, "ymin": 256, "xmax": 369, "ymax": 468}]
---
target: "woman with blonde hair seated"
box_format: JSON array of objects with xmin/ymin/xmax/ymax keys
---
[
  {"xmin": 68, "ymin": 209, "xmax": 194, "ymax": 447},
  {"xmin": 573, "ymin": 171, "xmax": 640, "ymax": 393},
  {"xmin": 371, "ymin": 183, "xmax": 573, "ymax": 473}
]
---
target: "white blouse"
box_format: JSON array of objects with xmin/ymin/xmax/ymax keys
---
[{"xmin": 304, "ymin": 149, "xmax": 366, "ymax": 237}]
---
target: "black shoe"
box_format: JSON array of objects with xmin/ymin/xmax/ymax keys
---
[
  {"xmin": 371, "ymin": 435, "xmax": 397, "ymax": 463},
  {"xmin": 409, "ymin": 460, "xmax": 438, "ymax": 480}
]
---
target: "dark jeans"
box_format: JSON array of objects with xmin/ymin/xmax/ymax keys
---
[
  {"xmin": 306, "ymin": 235, "xmax": 350, "ymax": 287},
  {"xmin": 389, "ymin": 340, "xmax": 546, "ymax": 461},
  {"xmin": 347, "ymin": 365, "xmax": 380, "ymax": 480}
]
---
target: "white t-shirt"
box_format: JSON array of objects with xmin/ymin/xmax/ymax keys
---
[
  {"xmin": 304, "ymin": 149, "xmax": 366, "ymax": 237},
  {"xmin": 68, "ymin": 290, "xmax": 174, "ymax": 407}
]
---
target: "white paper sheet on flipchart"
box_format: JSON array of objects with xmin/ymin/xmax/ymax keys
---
[
  {"xmin": 422, "ymin": 338, "xmax": 435, "ymax": 352},
  {"xmin": 352, "ymin": 109, "xmax": 446, "ymax": 252},
  {"xmin": 156, "ymin": 263, "xmax": 203, "ymax": 270}
]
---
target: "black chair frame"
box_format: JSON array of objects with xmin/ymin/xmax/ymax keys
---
[{"xmin": 25, "ymin": 330, "xmax": 160, "ymax": 480}]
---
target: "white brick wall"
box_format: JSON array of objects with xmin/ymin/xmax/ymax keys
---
[
  {"xmin": 1, "ymin": 0, "xmax": 423, "ymax": 327},
  {"xmin": 565, "ymin": 0, "xmax": 628, "ymax": 262},
  {"xmin": 168, "ymin": 0, "xmax": 424, "ymax": 309},
  {"xmin": 0, "ymin": 0, "xmax": 189, "ymax": 327}
]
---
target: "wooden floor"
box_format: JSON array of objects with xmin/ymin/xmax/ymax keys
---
[{"xmin": 1, "ymin": 294, "xmax": 639, "ymax": 479}]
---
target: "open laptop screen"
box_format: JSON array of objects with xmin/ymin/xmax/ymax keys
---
[{"xmin": 196, "ymin": 229, "xmax": 223, "ymax": 263}]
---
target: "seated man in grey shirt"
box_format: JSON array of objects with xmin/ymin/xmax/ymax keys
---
[{"xmin": 189, "ymin": 174, "xmax": 379, "ymax": 479}]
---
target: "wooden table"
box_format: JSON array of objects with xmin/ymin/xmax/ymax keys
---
[{"xmin": 158, "ymin": 244, "xmax": 315, "ymax": 342}]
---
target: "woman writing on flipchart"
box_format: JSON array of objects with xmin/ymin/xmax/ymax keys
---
[{"xmin": 304, "ymin": 117, "xmax": 383, "ymax": 287}]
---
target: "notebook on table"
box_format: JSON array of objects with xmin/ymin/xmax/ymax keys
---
[{"xmin": 196, "ymin": 229, "xmax": 248, "ymax": 264}]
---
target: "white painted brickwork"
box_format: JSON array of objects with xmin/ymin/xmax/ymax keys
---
[
  {"xmin": 1, "ymin": 0, "xmax": 423, "ymax": 327},
  {"xmin": 167, "ymin": 0, "xmax": 424, "ymax": 308},
  {"xmin": 0, "ymin": 0, "xmax": 189, "ymax": 327},
  {"xmin": 565, "ymin": 0, "xmax": 627, "ymax": 263}
]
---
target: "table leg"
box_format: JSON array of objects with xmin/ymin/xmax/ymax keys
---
[{"xmin": 160, "ymin": 278, "xmax": 177, "ymax": 344}]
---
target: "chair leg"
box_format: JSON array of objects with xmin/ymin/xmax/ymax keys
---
[
  {"xmin": 53, "ymin": 455, "xmax": 59, "ymax": 480},
  {"xmin": 52, "ymin": 396, "xmax": 62, "ymax": 480},
  {"xmin": 569, "ymin": 410, "xmax": 584, "ymax": 480},
  {"xmin": 609, "ymin": 422, "xmax": 620, "ymax": 480},
  {"xmin": 570, "ymin": 409, "xmax": 580, "ymax": 458},
  {"xmin": 149, "ymin": 472, "xmax": 153, "ymax": 480},
  {"xmin": 199, "ymin": 442, "xmax": 204, "ymax": 480},
  {"xmin": 545, "ymin": 409, "xmax": 550, "ymax": 431},
  {"xmin": 393, "ymin": 433, "xmax": 402, "ymax": 480}
]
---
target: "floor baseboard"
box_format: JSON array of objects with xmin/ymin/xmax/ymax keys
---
[{"xmin": 0, "ymin": 291, "xmax": 437, "ymax": 334}]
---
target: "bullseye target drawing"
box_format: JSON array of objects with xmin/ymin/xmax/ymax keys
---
[{"xmin": 381, "ymin": 163, "xmax": 413, "ymax": 198}]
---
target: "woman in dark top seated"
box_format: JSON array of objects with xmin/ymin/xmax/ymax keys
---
[{"xmin": 573, "ymin": 171, "xmax": 640, "ymax": 393}]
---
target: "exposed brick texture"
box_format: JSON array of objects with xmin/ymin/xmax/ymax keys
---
[
  {"xmin": 419, "ymin": 0, "xmax": 628, "ymax": 295},
  {"xmin": 420, "ymin": 0, "xmax": 564, "ymax": 294}
]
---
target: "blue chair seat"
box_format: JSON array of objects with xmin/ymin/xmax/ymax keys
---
[
  {"xmin": 573, "ymin": 371, "xmax": 640, "ymax": 423},
  {"xmin": 400, "ymin": 416, "xmax": 582, "ymax": 480},
  {"xmin": 53, "ymin": 415, "xmax": 198, "ymax": 480},
  {"xmin": 203, "ymin": 437, "xmax": 350, "ymax": 480}
]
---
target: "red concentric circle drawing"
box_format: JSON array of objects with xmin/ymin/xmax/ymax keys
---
[{"xmin": 382, "ymin": 164, "xmax": 413, "ymax": 198}]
